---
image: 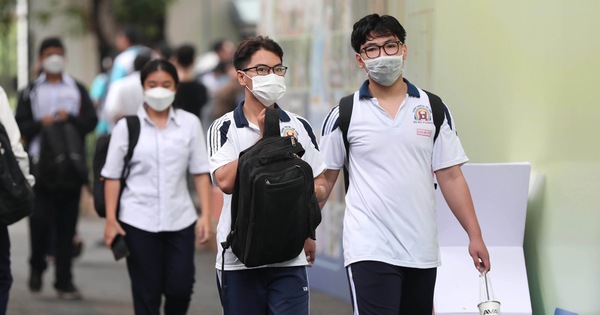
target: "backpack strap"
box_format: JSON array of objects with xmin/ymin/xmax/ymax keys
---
[
  {"xmin": 423, "ymin": 90, "xmax": 452, "ymax": 142},
  {"xmin": 116, "ymin": 116, "xmax": 141, "ymax": 214},
  {"xmin": 123, "ymin": 116, "xmax": 141, "ymax": 167},
  {"xmin": 263, "ymin": 107, "xmax": 281, "ymax": 138},
  {"xmin": 338, "ymin": 94, "xmax": 354, "ymax": 192},
  {"xmin": 338, "ymin": 90, "xmax": 450, "ymax": 192}
]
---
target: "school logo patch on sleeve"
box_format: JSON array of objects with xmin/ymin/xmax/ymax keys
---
[{"xmin": 281, "ymin": 126, "xmax": 298, "ymax": 138}]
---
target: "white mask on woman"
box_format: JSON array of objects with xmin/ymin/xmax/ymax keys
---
[
  {"xmin": 144, "ymin": 87, "xmax": 175, "ymax": 112},
  {"xmin": 244, "ymin": 73, "xmax": 287, "ymax": 107},
  {"xmin": 42, "ymin": 54, "xmax": 65, "ymax": 74},
  {"xmin": 362, "ymin": 55, "xmax": 404, "ymax": 86}
]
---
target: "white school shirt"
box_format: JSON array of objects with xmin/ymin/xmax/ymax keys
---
[
  {"xmin": 28, "ymin": 73, "xmax": 81, "ymax": 159},
  {"xmin": 0, "ymin": 86, "xmax": 35, "ymax": 186},
  {"xmin": 101, "ymin": 106, "xmax": 209, "ymax": 232},
  {"xmin": 319, "ymin": 79, "xmax": 468, "ymax": 268},
  {"xmin": 208, "ymin": 102, "xmax": 326, "ymax": 271}
]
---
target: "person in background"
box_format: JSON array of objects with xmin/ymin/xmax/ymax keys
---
[
  {"xmin": 172, "ymin": 44, "xmax": 208, "ymax": 120},
  {"xmin": 317, "ymin": 14, "xmax": 490, "ymax": 314},
  {"xmin": 110, "ymin": 25, "xmax": 145, "ymax": 84},
  {"xmin": 207, "ymin": 35, "xmax": 327, "ymax": 315},
  {"xmin": 89, "ymin": 56, "xmax": 113, "ymax": 135},
  {"xmin": 0, "ymin": 85, "xmax": 35, "ymax": 314},
  {"xmin": 103, "ymin": 59, "xmax": 211, "ymax": 315},
  {"xmin": 103, "ymin": 49, "xmax": 154, "ymax": 125},
  {"xmin": 15, "ymin": 37, "xmax": 97, "ymax": 300}
]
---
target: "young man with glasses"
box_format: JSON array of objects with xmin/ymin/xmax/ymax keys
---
[
  {"xmin": 207, "ymin": 36, "xmax": 327, "ymax": 315},
  {"xmin": 318, "ymin": 14, "xmax": 491, "ymax": 314}
]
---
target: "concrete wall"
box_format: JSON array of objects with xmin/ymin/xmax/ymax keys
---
[{"xmin": 421, "ymin": 1, "xmax": 600, "ymax": 314}]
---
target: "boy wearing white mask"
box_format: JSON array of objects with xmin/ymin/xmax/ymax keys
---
[
  {"xmin": 207, "ymin": 36, "xmax": 327, "ymax": 315},
  {"xmin": 15, "ymin": 37, "xmax": 97, "ymax": 300},
  {"xmin": 318, "ymin": 14, "xmax": 491, "ymax": 314}
]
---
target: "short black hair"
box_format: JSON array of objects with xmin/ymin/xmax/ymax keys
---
[
  {"xmin": 122, "ymin": 25, "xmax": 142, "ymax": 45},
  {"xmin": 175, "ymin": 44, "xmax": 196, "ymax": 68},
  {"xmin": 133, "ymin": 49, "xmax": 153, "ymax": 72},
  {"xmin": 38, "ymin": 37, "xmax": 64, "ymax": 56},
  {"xmin": 140, "ymin": 59, "xmax": 179, "ymax": 87},
  {"xmin": 212, "ymin": 39, "xmax": 229, "ymax": 53},
  {"xmin": 350, "ymin": 14, "xmax": 406, "ymax": 53},
  {"xmin": 233, "ymin": 36, "xmax": 283, "ymax": 71}
]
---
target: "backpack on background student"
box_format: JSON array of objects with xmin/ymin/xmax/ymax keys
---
[
  {"xmin": 222, "ymin": 107, "xmax": 321, "ymax": 268},
  {"xmin": 36, "ymin": 122, "xmax": 88, "ymax": 193},
  {"xmin": 0, "ymin": 123, "xmax": 34, "ymax": 225},
  {"xmin": 92, "ymin": 116, "xmax": 140, "ymax": 218}
]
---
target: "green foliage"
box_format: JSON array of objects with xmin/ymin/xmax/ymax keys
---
[
  {"xmin": 0, "ymin": 0, "xmax": 15, "ymax": 36},
  {"xmin": 30, "ymin": 0, "xmax": 173, "ymax": 43},
  {"xmin": 111, "ymin": 0, "xmax": 174, "ymax": 42},
  {"xmin": 33, "ymin": 0, "xmax": 91, "ymax": 37}
]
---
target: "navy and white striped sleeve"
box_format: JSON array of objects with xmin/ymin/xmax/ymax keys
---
[
  {"xmin": 207, "ymin": 115, "xmax": 237, "ymax": 175},
  {"xmin": 319, "ymin": 105, "xmax": 346, "ymax": 170}
]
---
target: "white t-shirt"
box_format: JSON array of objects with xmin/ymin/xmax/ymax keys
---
[
  {"xmin": 102, "ymin": 106, "xmax": 209, "ymax": 232},
  {"xmin": 208, "ymin": 103, "xmax": 326, "ymax": 271},
  {"xmin": 103, "ymin": 72, "xmax": 143, "ymax": 124},
  {"xmin": 319, "ymin": 79, "xmax": 468, "ymax": 268}
]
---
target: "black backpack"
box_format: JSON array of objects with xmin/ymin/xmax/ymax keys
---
[
  {"xmin": 338, "ymin": 90, "xmax": 451, "ymax": 190},
  {"xmin": 36, "ymin": 122, "xmax": 88, "ymax": 193},
  {"xmin": 0, "ymin": 123, "xmax": 34, "ymax": 225},
  {"xmin": 92, "ymin": 116, "xmax": 140, "ymax": 218},
  {"xmin": 222, "ymin": 107, "xmax": 321, "ymax": 268}
]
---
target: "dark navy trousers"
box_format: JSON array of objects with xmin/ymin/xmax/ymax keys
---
[
  {"xmin": 122, "ymin": 222, "xmax": 196, "ymax": 315},
  {"xmin": 217, "ymin": 266, "xmax": 309, "ymax": 315},
  {"xmin": 28, "ymin": 186, "xmax": 80, "ymax": 289}
]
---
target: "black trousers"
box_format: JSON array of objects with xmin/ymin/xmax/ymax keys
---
[
  {"xmin": 28, "ymin": 186, "xmax": 80, "ymax": 289},
  {"xmin": 0, "ymin": 225, "xmax": 11, "ymax": 314},
  {"xmin": 347, "ymin": 261, "xmax": 437, "ymax": 315},
  {"xmin": 122, "ymin": 222, "xmax": 196, "ymax": 315}
]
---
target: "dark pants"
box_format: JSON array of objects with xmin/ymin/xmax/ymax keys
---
[
  {"xmin": 0, "ymin": 226, "xmax": 12, "ymax": 314},
  {"xmin": 217, "ymin": 266, "xmax": 309, "ymax": 315},
  {"xmin": 347, "ymin": 261, "xmax": 437, "ymax": 315},
  {"xmin": 28, "ymin": 186, "xmax": 80, "ymax": 289},
  {"xmin": 122, "ymin": 222, "xmax": 196, "ymax": 315}
]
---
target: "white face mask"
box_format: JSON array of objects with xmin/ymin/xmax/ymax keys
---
[
  {"xmin": 144, "ymin": 87, "xmax": 175, "ymax": 112},
  {"xmin": 362, "ymin": 54, "xmax": 404, "ymax": 86},
  {"xmin": 244, "ymin": 73, "xmax": 286, "ymax": 107},
  {"xmin": 42, "ymin": 54, "xmax": 65, "ymax": 74}
]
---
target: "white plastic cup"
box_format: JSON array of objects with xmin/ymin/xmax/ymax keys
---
[
  {"xmin": 479, "ymin": 272, "xmax": 496, "ymax": 302},
  {"xmin": 478, "ymin": 300, "xmax": 501, "ymax": 315}
]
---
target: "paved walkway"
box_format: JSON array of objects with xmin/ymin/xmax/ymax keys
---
[{"xmin": 6, "ymin": 216, "xmax": 352, "ymax": 315}]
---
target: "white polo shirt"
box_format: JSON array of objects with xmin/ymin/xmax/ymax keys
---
[
  {"xmin": 208, "ymin": 102, "xmax": 326, "ymax": 271},
  {"xmin": 319, "ymin": 79, "xmax": 468, "ymax": 268},
  {"xmin": 101, "ymin": 106, "xmax": 209, "ymax": 232}
]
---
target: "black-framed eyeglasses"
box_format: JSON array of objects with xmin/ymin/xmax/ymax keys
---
[
  {"xmin": 241, "ymin": 65, "xmax": 288, "ymax": 76},
  {"xmin": 360, "ymin": 40, "xmax": 403, "ymax": 59}
]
